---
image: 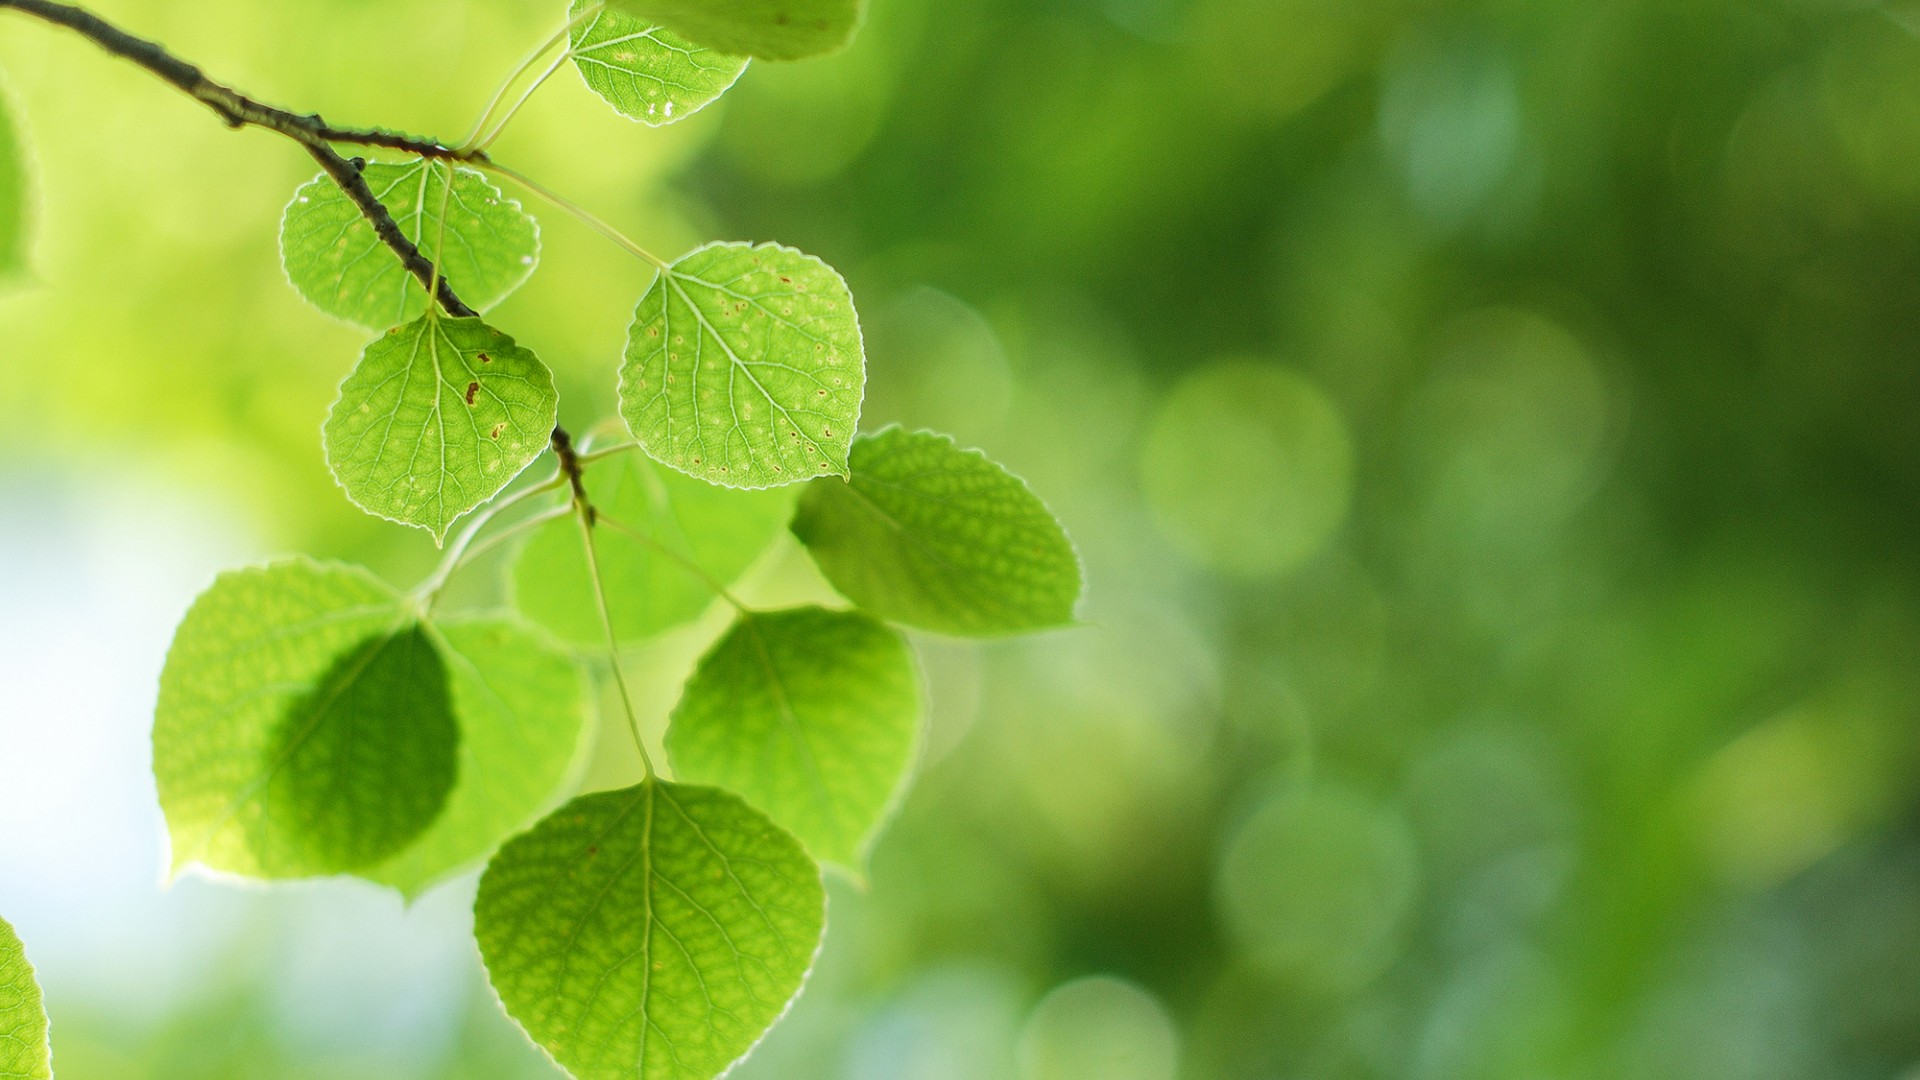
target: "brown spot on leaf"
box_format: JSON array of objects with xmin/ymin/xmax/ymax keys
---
[
  {"xmin": 464, "ymin": 381, "xmax": 480, "ymax": 405},
  {"xmin": 477, "ymin": 352, "xmax": 492, "ymax": 364}
]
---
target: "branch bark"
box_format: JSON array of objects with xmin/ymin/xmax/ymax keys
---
[{"xmin": 0, "ymin": 0, "xmax": 483, "ymax": 317}]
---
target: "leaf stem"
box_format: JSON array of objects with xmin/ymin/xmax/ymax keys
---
[
  {"xmin": 415, "ymin": 471, "xmax": 569, "ymax": 604},
  {"xmin": 594, "ymin": 510, "xmax": 751, "ymax": 614},
  {"xmin": 479, "ymin": 160, "xmax": 674, "ymax": 271},
  {"xmin": 475, "ymin": 50, "xmax": 571, "ymax": 152},
  {"xmin": 576, "ymin": 503, "xmax": 658, "ymax": 778},
  {"xmin": 578, "ymin": 441, "xmax": 643, "ymax": 466},
  {"xmin": 460, "ymin": 3, "xmax": 603, "ymax": 152}
]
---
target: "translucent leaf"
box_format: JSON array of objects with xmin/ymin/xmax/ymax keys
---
[
  {"xmin": 791, "ymin": 427, "xmax": 1083, "ymax": 636},
  {"xmin": 324, "ymin": 315, "xmax": 558, "ymax": 543},
  {"xmin": 0, "ymin": 83, "xmax": 29, "ymax": 283},
  {"xmin": 154, "ymin": 560, "xmax": 458, "ymax": 879},
  {"xmin": 475, "ymin": 780, "xmax": 825, "ymax": 1080},
  {"xmin": 280, "ymin": 159, "xmax": 538, "ymax": 329},
  {"xmin": 666, "ymin": 607, "xmax": 921, "ymax": 870},
  {"xmin": 605, "ymin": 0, "xmax": 861, "ymax": 61},
  {"xmin": 509, "ymin": 453, "xmax": 795, "ymax": 646},
  {"xmin": 570, "ymin": 0, "xmax": 749, "ymax": 126},
  {"xmin": 0, "ymin": 916, "xmax": 51, "ymax": 1080},
  {"xmin": 619, "ymin": 242, "xmax": 864, "ymax": 489},
  {"xmin": 366, "ymin": 617, "xmax": 594, "ymax": 898}
]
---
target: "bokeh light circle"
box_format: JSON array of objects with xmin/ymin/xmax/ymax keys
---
[
  {"xmin": 1214, "ymin": 782, "xmax": 1419, "ymax": 994},
  {"xmin": 1017, "ymin": 975, "xmax": 1180, "ymax": 1080},
  {"xmin": 1140, "ymin": 360, "xmax": 1353, "ymax": 578}
]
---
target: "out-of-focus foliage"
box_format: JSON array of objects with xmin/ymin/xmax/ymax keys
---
[
  {"xmin": 0, "ymin": 78, "xmax": 26, "ymax": 283},
  {"xmin": 5, "ymin": 0, "xmax": 1920, "ymax": 1076}
]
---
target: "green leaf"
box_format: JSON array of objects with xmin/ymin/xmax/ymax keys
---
[
  {"xmin": 791, "ymin": 427, "xmax": 1083, "ymax": 636},
  {"xmin": 366, "ymin": 616, "xmax": 594, "ymax": 898},
  {"xmin": 475, "ymin": 780, "xmax": 825, "ymax": 1080},
  {"xmin": 509, "ymin": 453, "xmax": 795, "ymax": 646},
  {"xmin": 0, "ymin": 81, "xmax": 30, "ymax": 284},
  {"xmin": 605, "ymin": 0, "xmax": 861, "ymax": 61},
  {"xmin": 154, "ymin": 559, "xmax": 458, "ymax": 879},
  {"xmin": 280, "ymin": 159, "xmax": 538, "ymax": 329},
  {"xmin": 570, "ymin": 0, "xmax": 750, "ymax": 126},
  {"xmin": 619, "ymin": 242, "xmax": 865, "ymax": 490},
  {"xmin": 324, "ymin": 314, "xmax": 558, "ymax": 543},
  {"xmin": 0, "ymin": 916, "xmax": 52, "ymax": 1080},
  {"xmin": 666, "ymin": 607, "xmax": 920, "ymax": 870}
]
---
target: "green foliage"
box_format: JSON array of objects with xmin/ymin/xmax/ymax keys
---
[
  {"xmin": 280, "ymin": 160, "xmax": 538, "ymax": 329},
  {"xmin": 0, "ymin": 916, "xmax": 51, "ymax": 1080},
  {"xmin": 0, "ymin": 87, "xmax": 26, "ymax": 284},
  {"xmin": 666, "ymin": 606, "xmax": 922, "ymax": 870},
  {"xmin": 792, "ymin": 427, "xmax": 1083, "ymax": 636},
  {"xmin": 2, "ymin": 3, "xmax": 1083, "ymax": 1076},
  {"xmin": 474, "ymin": 780, "xmax": 826, "ymax": 1080},
  {"xmin": 605, "ymin": 0, "xmax": 862, "ymax": 61},
  {"xmin": 154, "ymin": 560, "xmax": 458, "ymax": 879},
  {"xmin": 324, "ymin": 314, "xmax": 558, "ymax": 543},
  {"xmin": 366, "ymin": 616, "xmax": 593, "ymax": 897},
  {"xmin": 509, "ymin": 452, "xmax": 795, "ymax": 646},
  {"xmin": 569, "ymin": 0, "xmax": 750, "ymax": 126},
  {"xmin": 619, "ymin": 241, "xmax": 866, "ymax": 489}
]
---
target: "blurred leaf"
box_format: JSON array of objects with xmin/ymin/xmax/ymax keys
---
[
  {"xmin": 323, "ymin": 315, "xmax": 557, "ymax": 543},
  {"xmin": 792, "ymin": 427, "xmax": 1081, "ymax": 636},
  {"xmin": 509, "ymin": 452, "xmax": 794, "ymax": 646},
  {"xmin": 279, "ymin": 160, "xmax": 538, "ymax": 329},
  {"xmin": 606, "ymin": 0, "xmax": 861, "ymax": 61},
  {"xmin": 154, "ymin": 560, "xmax": 457, "ymax": 879},
  {"xmin": 570, "ymin": 0, "xmax": 750, "ymax": 126},
  {"xmin": 475, "ymin": 780, "xmax": 825, "ymax": 1080},
  {"xmin": 619, "ymin": 241, "xmax": 865, "ymax": 489},
  {"xmin": 666, "ymin": 607, "xmax": 921, "ymax": 870},
  {"xmin": 0, "ymin": 915, "xmax": 51, "ymax": 1080},
  {"xmin": 0, "ymin": 87, "xmax": 27, "ymax": 283},
  {"xmin": 366, "ymin": 616, "xmax": 593, "ymax": 898}
]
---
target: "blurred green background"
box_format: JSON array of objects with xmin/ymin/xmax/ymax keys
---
[{"xmin": 4, "ymin": 0, "xmax": 1920, "ymax": 1076}]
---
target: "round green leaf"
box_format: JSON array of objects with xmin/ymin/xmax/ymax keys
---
[
  {"xmin": 605, "ymin": 0, "xmax": 861, "ymax": 61},
  {"xmin": 154, "ymin": 560, "xmax": 458, "ymax": 879},
  {"xmin": 509, "ymin": 452, "xmax": 795, "ymax": 646},
  {"xmin": 666, "ymin": 607, "xmax": 921, "ymax": 870},
  {"xmin": 0, "ymin": 916, "xmax": 51, "ymax": 1080},
  {"xmin": 792, "ymin": 427, "xmax": 1083, "ymax": 636},
  {"xmin": 365, "ymin": 616, "xmax": 594, "ymax": 898},
  {"xmin": 618, "ymin": 241, "xmax": 865, "ymax": 490},
  {"xmin": 324, "ymin": 314, "xmax": 558, "ymax": 544},
  {"xmin": 570, "ymin": 0, "xmax": 749, "ymax": 126},
  {"xmin": 280, "ymin": 159, "xmax": 539, "ymax": 329},
  {"xmin": 475, "ymin": 780, "xmax": 826, "ymax": 1080}
]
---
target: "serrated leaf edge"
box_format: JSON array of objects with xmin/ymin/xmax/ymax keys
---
[
  {"xmin": 618, "ymin": 239, "xmax": 867, "ymax": 492},
  {"xmin": 276, "ymin": 161, "xmax": 543, "ymax": 331}
]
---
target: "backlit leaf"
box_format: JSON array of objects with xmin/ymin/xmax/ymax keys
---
[
  {"xmin": 0, "ymin": 915, "xmax": 51, "ymax": 1080},
  {"xmin": 666, "ymin": 607, "xmax": 921, "ymax": 870},
  {"xmin": 606, "ymin": 0, "xmax": 861, "ymax": 61},
  {"xmin": 324, "ymin": 314, "xmax": 558, "ymax": 544},
  {"xmin": 791, "ymin": 427, "xmax": 1082, "ymax": 636},
  {"xmin": 280, "ymin": 159, "xmax": 538, "ymax": 329},
  {"xmin": 618, "ymin": 242, "xmax": 864, "ymax": 489},
  {"xmin": 509, "ymin": 452, "xmax": 794, "ymax": 646},
  {"xmin": 475, "ymin": 780, "xmax": 825, "ymax": 1080},
  {"xmin": 366, "ymin": 616, "xmax": 594, "ymax": 898},
  {"xmin": 570, "ymin": 0, "xmax": 749, "ymax": 126},
  {"xmin": 154, "ymin": 560, "xmax": 457, "ymax": 879}
]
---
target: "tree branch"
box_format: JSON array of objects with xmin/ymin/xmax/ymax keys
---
[{"xmin": 0, "ymin": 0, "xmax": 482, "ymax": 317}]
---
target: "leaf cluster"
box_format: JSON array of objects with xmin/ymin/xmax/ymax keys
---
[{"xmin": 0, "ymin": 2, "xmax": 1080, "ymax": 1076}]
